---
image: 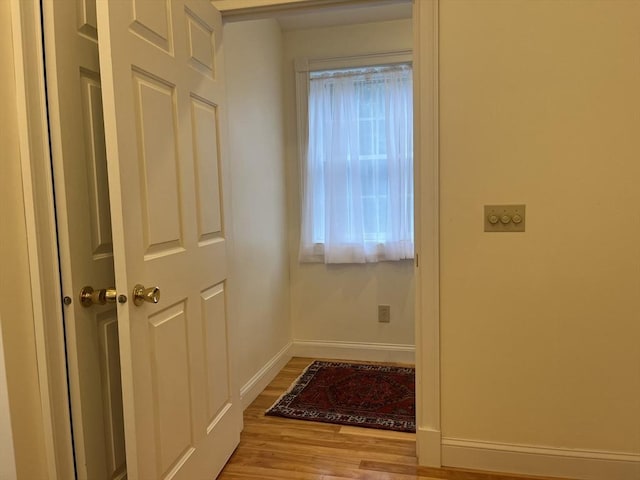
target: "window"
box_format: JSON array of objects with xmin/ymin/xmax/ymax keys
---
[{"xmin": 299, "ymin": 63, "xmax": 414, "ymax": 264}]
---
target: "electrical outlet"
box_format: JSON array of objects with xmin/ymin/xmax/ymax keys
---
[{"xmin": 378, "ymin": 305, "xmax": 391, "ymax": 323}]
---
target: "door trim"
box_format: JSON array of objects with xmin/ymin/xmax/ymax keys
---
[
  {"xmin": 214, "ymin": 0, "xmax": 412, "ymax": 22},
  {"xmin": 413, "ymin": 0, "xmax": 442, "ymax": 467},
  {"xmin": 10, "ymin": 0, "xmax": 76, "ymax": 477}
]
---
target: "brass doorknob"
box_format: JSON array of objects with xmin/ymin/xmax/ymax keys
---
[
  {"xmin": 80, "ymin": 286, "xmax": 118, "ymax": 307},
  {"xmin": 132, "ymin": 284, "xmax": 160, "ymax": 306}
]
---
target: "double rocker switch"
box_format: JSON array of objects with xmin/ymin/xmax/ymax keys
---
[{"xmin": 484, "ymin": 205, "xmax": 526, "ymax": 232}]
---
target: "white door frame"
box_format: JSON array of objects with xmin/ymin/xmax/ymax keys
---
[
  {"xmin": 9, "ymin": 0, "xmax": 76, "ymax": 477},
  {"xmin": 9, "ymin": 0, "xmax": 441, "ymax": 476},
  {"xmin": 413, "ymin": 0, "xmax": 441, "ymax": 466}
]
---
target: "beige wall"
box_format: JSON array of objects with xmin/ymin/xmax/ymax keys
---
[
  {"xmin": 438, "ymin": 0, "xmax": 640, "ymax": 454},
  {"xmin": 284, "ymin": 19, "xmax": 415, "ymax": 347},
  {"xmin": 0, "ymin": 2, "xmax": 49, "ymax": 478},
  {"xmin": 224, "ymin": 19, "xmax": 292, "ymax": 388}
]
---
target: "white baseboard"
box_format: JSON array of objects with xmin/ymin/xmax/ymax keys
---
[
  {"xmin": 239, "ymin": 342, "xmax": 293, "ymax": 410},
  {"xmin": 291, "ymin": 340, "xmax": 415, "ymax": 364},
  {"xmin": 417, "ymin": 427, "xmax": 442, "ymax": 467},
  {"xmin": 441, "ymin": 438, "xmax": 640, "ymax": 480}
]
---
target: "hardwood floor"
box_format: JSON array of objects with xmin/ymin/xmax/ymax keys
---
[{"xmin": 218, "ymin": 357, "xmax": 571, "ymax": 480}]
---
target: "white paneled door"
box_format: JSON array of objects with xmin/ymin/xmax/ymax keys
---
[
  {"xmin": 96, "ymin": 1, "xmax": 241, "ymax": 479},
  {"xmin": 44, "ymin": 0, "xmax": 125, "ymax": 478}
]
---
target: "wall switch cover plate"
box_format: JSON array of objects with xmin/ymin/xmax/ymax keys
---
[{"xmin": 484, "ymin": 205, "xmax": 526, "ymax": 232}]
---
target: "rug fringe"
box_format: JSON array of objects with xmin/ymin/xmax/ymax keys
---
[{"xmin": 265, "ymin": 360, "xmax": 317, "ymax": 414}]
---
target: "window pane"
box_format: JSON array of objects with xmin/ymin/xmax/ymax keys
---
[
  {"xmin": 377, "ymin": 164, "xmax": 388, "ymax": 196},
  {"xmin": 362, "ymin": 196, "xmax": 377, "ymax": 236},
  {"xmin": 376, "ymin": 119, "xmax": 386, "ymax": 154},
  {"xmin": 359, "ymin": 119, "xmax": 373, "ymax": 155},
  {"xmin": 378, "ymin": 197, "xmax": 388, "ymax": 235},
  {"xmin": 361, "ymin": 159, "xmax": 374, "ymax": 196},
  {"xmin": 359, "ymin": 84, "xmax": 372, "ymax": 116}
]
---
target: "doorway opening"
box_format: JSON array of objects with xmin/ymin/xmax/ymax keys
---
[{"xmin": 42, "ymin": 1, "xmax": 419, "ymax": 479}]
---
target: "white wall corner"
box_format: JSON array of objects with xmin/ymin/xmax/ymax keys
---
[
  {"xmin": 441, "ymin": 438, "xmax": 640, "ymax": 480},
  {"xmin": 292, "ymin": 340, "xmax": 415, "ymax": 364},
  {"xmin": 240, "ymin": 342, "xmax": 293, "ymax": 410},
  {"xmin": 417, "ymin": 427, "xmax": 441, "ymax": 467}
]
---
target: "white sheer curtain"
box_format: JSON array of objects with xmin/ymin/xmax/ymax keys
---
[{"xmin": 299, "ymin": 64, "xmax": 413, "ymax": 264}]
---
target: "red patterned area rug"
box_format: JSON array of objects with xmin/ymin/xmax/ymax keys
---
[{"xmin": 265, "ymin": 360, "xmax": 415, "ymax": 433}]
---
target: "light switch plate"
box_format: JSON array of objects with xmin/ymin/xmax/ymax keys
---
[{"xmin": 484, "ymin": 205, "xmax": 526, "ymax": 232}]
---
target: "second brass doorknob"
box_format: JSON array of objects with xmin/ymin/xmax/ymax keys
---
[{"xmin": 80, "ymin": 286, "xmax": 117, "ymax": 307}]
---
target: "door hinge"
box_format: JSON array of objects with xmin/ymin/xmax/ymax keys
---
[{"xmin": 415, "ymin": 253, "xmax": 419, "ymax": 268}]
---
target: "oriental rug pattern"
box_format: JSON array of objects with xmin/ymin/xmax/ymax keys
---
[{"xmin": 266, "ymin": 360, "xmax": 415, "ymax": 433}]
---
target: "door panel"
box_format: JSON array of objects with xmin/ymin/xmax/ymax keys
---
[
  {"xmin": 44, "ymin": 1, "xmax": 126, "ymax": 479},
  {"xmin": 96, "ymin": 1, "xmax": 241, "ymax": 478},
  {"xmin": 131, "ymin": 71, "xmax": 184, "ymax": 256},
  {"xmin": 185, "ymin": 10, "xmax": 216, "ymax": 77},
  {"xmin": 201, "ymin": 283, "xmax": 230, "ymax": 423},
  {"xmin": 79, "ymin": 70, "xmax": 113, "ymax": 258},
  {"xmin": 130, "ymin": 0, "xmax": 173, "ymax": 52},
  {"xmin": 97, "ymin": 311, "xmax": 126, "ymax": 478},
  {"xmin": 148, "ymin": 302, "xmax": 194, "ymax": 474},
  {"xmin": 77, "ymin": 0, "xmax": 98, "ymax": 39},
  {"xmin": 191, "ymin": 98, "xmax": 223, "ymax": 242}
]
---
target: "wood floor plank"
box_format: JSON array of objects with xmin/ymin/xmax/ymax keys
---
[
  {"xmin": 339, "ymin": 425, "xmax": 416, "ymax": 441},
  {"xmin": 234, "ymin": 436, "xmax": 418, "ymax": 465},
  {"xmin": 218, "ymin": 357, "xmax": 575, "ymax": 480}
]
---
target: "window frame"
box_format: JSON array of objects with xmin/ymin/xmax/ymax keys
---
[{"xmin": 295, "ymin": 51, "xmax": 413, "ymax": 261}]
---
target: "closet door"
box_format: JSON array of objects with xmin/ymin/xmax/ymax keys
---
[{"xmin": 43, "ymin": 1, "xmax": 124, "ymax": 478}]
